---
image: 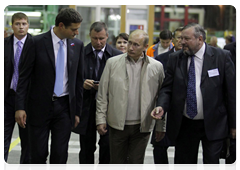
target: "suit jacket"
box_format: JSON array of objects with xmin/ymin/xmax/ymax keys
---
[
  {"xmin": 157, "ymin": 43, "xmax": 236, "ymax": 141},
  {"xmin": 155, "ymin": 47, "xmax": 175, "ymax": 71},
  {"xmin": 73, "ymin": 43, "xmax": 122, "ymax": 134},
  {"xmin": 15, "ymin": 30, "xmax": 84, "ymax": 127},
  {"xmin": 224, "ymin": 42, "xmax": 236, "ymax": 67},
  {"xmin": 4, "ymin": 33, "xmax": 32, "ymax": 100},
  {"xmin": 152, "ymin": 47, "xmax": 175, "ymax": 147}
]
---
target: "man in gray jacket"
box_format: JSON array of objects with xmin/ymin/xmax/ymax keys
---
[{"xmin": 96, "ymin": 29, "xmax": 165, "ymax": 164}]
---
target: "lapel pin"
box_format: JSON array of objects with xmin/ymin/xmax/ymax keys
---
[{"xmin": 71, "ymin": 43, "xmax": 75, "ymax": 46}]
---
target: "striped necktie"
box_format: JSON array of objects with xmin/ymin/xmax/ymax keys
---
[{"xmin": 12, "ymin": 41, "xmax": 22, "ymax": 91}]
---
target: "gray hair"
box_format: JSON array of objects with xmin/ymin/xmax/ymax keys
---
[
  {"xmin": 89, "ymin": 21, "xmax": 108, "ymax": 35},
  {"xmin": 183, "ymin": 23, "xmax": 206, "ymax": 41}
]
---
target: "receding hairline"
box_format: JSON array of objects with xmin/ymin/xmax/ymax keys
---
[{"xmin": 129, "ymin": 29, "xmax": 149, "ymax": 45}]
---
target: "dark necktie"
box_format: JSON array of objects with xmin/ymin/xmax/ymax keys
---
[
  {"xmin": 95, "ymin": 50, "xmax": 101, "ymax": 79},
  {"xmin": 54, "ymin": 40, "xmax": 65, "ymax": 96},
  {"xmin": 186, "ymin": 55, "xmax": 198, "ymax": 119},
  {"xmin": 12, "ymin": 41, "xmax": 22, "ymax": 91}
]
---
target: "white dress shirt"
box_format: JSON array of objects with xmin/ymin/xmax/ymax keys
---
[
  {"xmin": 92, "ymin": 46, "xmax": 106, "ymax": 59},
  {"xmin": 51, "ymin": 27, "xmax": 69, "ymax": 97},
  {"xmin": 183, "ymin": 43, "xmax": 205, "ymax": 120}
]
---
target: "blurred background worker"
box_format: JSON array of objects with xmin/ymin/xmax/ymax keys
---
[{"xmin": 146, "ymin": 29, "xmax": 173, "ymax": 58}]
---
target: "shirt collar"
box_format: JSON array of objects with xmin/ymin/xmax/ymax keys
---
[
  {"xmin": 92, "ymin": 45, "xmax": 106, "ymax": 53},
  {"xmin": 14, "ymin": 34, "xmax": 27, "ymax": 45},
  {"xmin": 194, "ymin": 43, "xmax": 205, "ymax": 60},
  {"xmin": 51, "ymin": 26, "xmax": 67, "ymax": 46},
  {"xmin": 126, "ymin": 52, "xmax": 146, "ymax": 63}
]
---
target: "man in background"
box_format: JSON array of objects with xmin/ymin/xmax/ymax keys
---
[
  {"xmin": 152, "ymin": 27, "xmax": 183, "ymax": 164},
  {"xmin": 4, "ymin": 12, "xmax": 31, "ymax": 163},
  {"xmin": 73, "ymin": 21, "xmax": 122, "ymax": 164},
  {"xmin": 223, "ymin": 40, "xmax": 236, "ymax": 164},
  {"xmin": 147, "ymin": 29, "xmax": 173, "ymax": 58}
]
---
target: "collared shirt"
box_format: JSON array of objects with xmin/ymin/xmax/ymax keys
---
[
  {"xmin": 125, "ymin": 53, "xmax": 145, "ymax": 125},
  {"xmin": 158, "ymin": 44, "xmax": 169, "ymax": 55},
  {"xmin": 92, "ymin": 46, "xmax": 106, "ymax": 59},
  {"xmin": 10, "ymin": 35, "xmax": 27, "ymax": 89},
  {"xmin": 183, "ymin": 43, "xmax": 205, "ymax": 120},
  {"xmin": 51, "ymin": 27, "xmax": 69, "ymax": 97}
]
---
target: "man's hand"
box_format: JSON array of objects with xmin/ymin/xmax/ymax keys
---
[
  {"xmin": 151, "ymin": 106, "xmax": 164, "ymax": 119},
  {"xmin": 230, "ymin": 128, "xmax": 236, "ymax": 139},
  {"xmin": 155, "ymin": 131, "xmax": 166, "ymax": 142},
  {"xmin": 15, "ymin": 110, "xmax": 27, "ymax": 128},
  {"xmin": 97, "ymin": 124, "xmax": 107, "ymax": 135},
  {"xmin": 83, "ymin": 79, "xmax": 94, "ymax": 90},
  {"xmin": 93, "ymin": 84, "xmax": 99, "ymax": 90},
  {"xmin": 74, "ymin": 116, "xmax": 80, "ymax": 128}
]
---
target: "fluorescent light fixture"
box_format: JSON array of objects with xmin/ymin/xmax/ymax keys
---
[{"xmin": 4, "ymin": 11, "xmax": 42, "ymax": 17}]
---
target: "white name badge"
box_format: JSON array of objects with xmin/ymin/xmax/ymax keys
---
[{"xmin": 208, "ymin": 68, "xmax": 219, "ymax": 77}]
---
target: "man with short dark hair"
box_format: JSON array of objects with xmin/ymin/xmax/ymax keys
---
[
  {"xmin": 15, "ymin": 8, "xmax": 84, "ymax": 164},
  {"xmin": 73, "ymin": 21, "xmax": 122, "ymax": 164},
  {"xmin": 4, "ymin": 12, "xmax": 31, "ymax": 164},
  {"xmin": 152, "ymin": 27, "xmax": 183, "ymax": 164},
  {"xmin": 151, "ymin": 23, "xmax": 236, "ymax": 164},
  {"xmin": 147, "ymin": 29, "xmax": 173, "ymax": 58}
]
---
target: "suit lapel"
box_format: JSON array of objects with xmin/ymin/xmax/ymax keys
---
[
  {"xmin": 179, "ymin": 53, "xmax": 188, "ymax": 86},
  {"xmin": 43, "ymin": 31, "xmax": 55, "ymax": 70},
  {"xmin": 19, "ymin": 33, "xmax": 31, "ymax": 66},
  {"xmin": 8, "ymin": 35, "xmax": 15, "ymax": 67},
  {"xmin": 67, "ymin": 39, "xmax": 74, "ymax": 75},
  {"xmin": 201, "ymin": 45, "xmax": 214, "ymax": 85}
]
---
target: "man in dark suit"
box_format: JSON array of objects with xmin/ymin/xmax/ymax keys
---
[
  {"xmin": 224, "ymin": 41, "xmax": 238, "ymax": 170},
  {"xmin": 151, "ymin": 23, "xmax": 236, "ymax": 164},
  {"xmin": 15, "ymin": 8, "xmax": 84, "ymax": 164},
  {"xmin": 73, "ymin": 22, "xmax": 122, "ymax": 164},
  {"xmin": 4, "ymin": 12, "xmax": 31, "ymax": 164},
  {"xmin": 152, "ymin": 27, "xmax": 183, "ymax": 164}
]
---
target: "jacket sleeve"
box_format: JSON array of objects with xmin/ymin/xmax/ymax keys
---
[
  {"xmin": 95, "ymin": 59, "xmax": 111, "ymax": 125},
  {"xmin": 155, "ymin": 63, "xmax": 166, "ymax": 132},
  {"xmin": 15, "ymin": 37, "xmax": 35, "ymax": 111},
  {"xmin": 76, "ymin": 41, "xmax": 84, "ymax": 118}
]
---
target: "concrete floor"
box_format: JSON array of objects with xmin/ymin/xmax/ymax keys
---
[{"xmin": 4, "ymin": 123, "xmax": 229, "ymax": 170}]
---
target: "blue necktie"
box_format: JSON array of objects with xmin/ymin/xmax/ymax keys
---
[
  {"xmin": 95, "ymin": 50, "xmax": 101, "ymax": 79},
  {"xmin": 12, "ymin": 41, "xmax": 22, "ymax": 91},
  {"xmin": 186, "ymin": 55, "xmax": 198, "ymax": 119},
  {"xmin": 54, "ymin": 40, "xmax": 65, "ymax": 96}
]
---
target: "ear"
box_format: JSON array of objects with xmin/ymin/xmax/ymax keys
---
[
  {"xmin": 58, "ymin": 22, "xmax": 65, "ymax": 29},
  {"xmin": 144, "ymin": 44, "xmax": 149, "ymax": 51},
  {"xmin": 199, "ymin": 35, "xmax": 203, "ymax": 42}
]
